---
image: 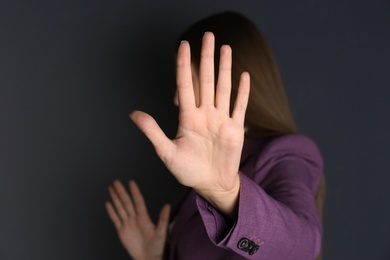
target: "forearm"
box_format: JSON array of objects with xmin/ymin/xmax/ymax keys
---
[{"xmin": 197, "ymin": 171, "xmax": 322, "ymax": 259}]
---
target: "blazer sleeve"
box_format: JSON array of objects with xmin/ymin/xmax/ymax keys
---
[{"xmin": 196, "ymin": 140, "xmax": 323, "ymax": 259}]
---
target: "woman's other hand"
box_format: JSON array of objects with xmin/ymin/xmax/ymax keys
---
[{"xmin": 105, "ymin": 180, "xmax": 170, "ymax": 260}]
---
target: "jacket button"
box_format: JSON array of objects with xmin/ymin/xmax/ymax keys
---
[
  {"xmin": 238, "ymin": 238, "xmax": 250, "ymax": 249},
  {"xmin": 237, "ymin": 237, "xmax": 259, "ymax": 255},
  {"xmin": 249, "ymin": 245, "xmax": 260, "ymax": 255}
]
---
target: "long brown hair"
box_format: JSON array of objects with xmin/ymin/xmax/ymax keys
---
[
  {"xmin": 179, "ymin": 11, "xmax": 325, "ymax": 259},
  {"xmin": 178, "ymin": 11, "xmax": 296, "ymax": 137}
]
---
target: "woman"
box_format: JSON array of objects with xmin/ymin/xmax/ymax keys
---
[{"xmin": 105, "ymin": 11, "xmax": 325, "ymax": 259}]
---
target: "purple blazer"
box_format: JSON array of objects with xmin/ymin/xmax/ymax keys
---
[{"xmin": 168, "ymin": 134, "xmax": 323, "ymax": 259}]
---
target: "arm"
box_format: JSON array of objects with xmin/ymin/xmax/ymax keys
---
[{"xmin": 197, "ymin": 157, "xmax": 322, "ymax": 259}]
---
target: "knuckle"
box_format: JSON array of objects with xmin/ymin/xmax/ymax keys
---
[{"xmin": 201, "ymin": 75, "xmax": 214, "ymax": 85}]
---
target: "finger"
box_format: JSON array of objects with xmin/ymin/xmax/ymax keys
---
[
  {"xmin": 113, "ymin": 180, "xmax": 136, "ymax": 217},
  {"xmin": 156, "ymin": 204, "xmax": 171, "ymax": 237},
  {"xmin": 215, "ymin": 45, "xmax": 232, "ymax": 114},
  {"xmin": 176, "ymin": 40, "xmax": 196, "ymax": 110},
  {"xmin": 232, "ymin": 72, "xmax": 250, "ymax": 125},
  {"xmin": 130, "ymin": 111, "xmax": 174, "ymax": 164},
  {"xmin": 199, "ymin": 32, "xmax": 215, "ymax": 106},
  {"xmin": 129, "ymin": 180, "xmax": 151, "ymax": 222},
  {"xmin": 105, "ymin": 201, "xmax": 122, "ymax": 229},
  {"xmin": 108, "ymin": 186, "xmax": 128, "ymax": 220}
]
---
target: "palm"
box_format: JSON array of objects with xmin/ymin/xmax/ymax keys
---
[
  {"xmin": 116, "ymin": 214, "xmax": 164, "ymax": 259},
  {"xmin": 170, "ymin": 107, "xmax": 244, "ymax": 191}
]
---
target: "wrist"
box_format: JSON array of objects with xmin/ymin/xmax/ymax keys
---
[{"xmin": 196, "ymin": 176, "xmax": 240, "ymax": 219}]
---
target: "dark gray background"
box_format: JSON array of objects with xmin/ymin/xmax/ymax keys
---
[{"xmin": 1, "ymin": 0, "xmax": 389, "ymax": 259}]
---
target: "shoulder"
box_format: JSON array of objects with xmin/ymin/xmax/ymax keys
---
[
  {"xmin": 263, "ymin": 134, "xmax": 322, "ymax": 160},
  {"xmin": 244, "ymin": 133, "xmax": 322, "ymax": 161},
  {"xmin": 241, "ymin": 134, "xmax": 323, "ymax": 184}
]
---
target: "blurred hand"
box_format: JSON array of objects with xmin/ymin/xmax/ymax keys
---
[
  {"xmin": 105, "ymin": 180, "xmax": 170, "ymax": 260},
  {"xmin": 130, "ymin": 32, "xmax": 250, "ymax": 217}
]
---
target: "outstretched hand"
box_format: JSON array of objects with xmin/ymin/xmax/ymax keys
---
[
  {"xmin": 130, "ymin": 32, "xmax": 250, "ymax": 217},
  {"xmin": 105, "ymin": 180, "xmax": 170, "ymax": 260}
]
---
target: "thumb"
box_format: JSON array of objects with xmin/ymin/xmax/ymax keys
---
[
  {"xmin": 156, "ymin": 204, "xmax": 171, "ymax": 237},
  {"xmin": 130, "ymin": 111, "xmax": 174, "ymax": 163}
]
